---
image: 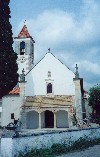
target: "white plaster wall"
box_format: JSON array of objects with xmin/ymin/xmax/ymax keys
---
[
  {"xmin": 26, "ymin": 111, "xmax": 39, "ymax": 129},
  {"xmin": 1, "ymin": 96, "xmax": 21, "ymax": 127},
  {"xmin": 56, "ymin": 110, "xmax": 68, "ymax": 128},
  {"xmin": 25, "ymin": 53, "xmax": 75, "ymax": 96},
  {"xmin": 1, "ymin": 127, "xmax": 100, "ymax": 157},
  {"xmin": 17, "ymin": 55, "xmax": 30, "ymax": 74}
]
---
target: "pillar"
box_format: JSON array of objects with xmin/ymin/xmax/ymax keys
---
[
  {"xmin": 54, "ymin": 112, "xmax": 56, "ymax": 129},
  {"xmin": 20, "ymin": 109, "xmax": 27, "ymax": 129},
  {"xmin": 73, "ymin": 78, "xmax": 83, "ymax": 125},
  {"xmin": 19, "ymin": 70, "xmax": 27, "ymax": 130},
  {"xmin": 39, "ymin": 112, "xmax": 41, "ymax": 129},
  {"xmin": 68, "ymin": 112, "xmax": 73, "ymax": 128},
  {"xmin": 73, "ymin": 64, "xmax": 83, "ymax": 125},
  {"xmin": 19, "ymin": 69, "xmax": 26, "ymax": 104}
]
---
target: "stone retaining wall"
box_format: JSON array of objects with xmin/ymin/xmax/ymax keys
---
[{"xmin": 1, "ymin": 127, "xmax": 100, "ymax": 157}]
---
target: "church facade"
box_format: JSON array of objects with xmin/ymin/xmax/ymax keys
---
[{"xmin": 1, "ymin": 25, "xmax": 88, "ymax": 129}]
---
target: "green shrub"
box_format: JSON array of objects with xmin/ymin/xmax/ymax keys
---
[{"xmin": 51, "ymin": 143, "xmax": 67, "ymax": 155}]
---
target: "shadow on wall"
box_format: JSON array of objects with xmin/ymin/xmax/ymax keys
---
[
  {"xmin": 25, "ymin": 71, "xmax": 35, "ymax": 96},
  {"xmin": 56, "ymin": 110, "xmax": 69, "ymax": 128},
  {"xmin": 26, "ymin": 110, "xmax": 39, "ymax": 129}
]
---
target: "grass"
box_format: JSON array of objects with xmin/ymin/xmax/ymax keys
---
[{"xmin": 17, "ymin": 137, "xmax": 100, "ymax": 157}]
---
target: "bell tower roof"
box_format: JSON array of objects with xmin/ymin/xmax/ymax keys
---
[
  {"xmin": 14, "ymin": 25, "xmax": 35, "ymax": 43},
  {"xmin": 18, "ymin": 25, "xmax": 31, "ymax": 38}
]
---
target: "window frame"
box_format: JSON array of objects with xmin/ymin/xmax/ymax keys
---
[{"xmin": 47, "ymin": 83, "xmax": 52, "ymax": 94}]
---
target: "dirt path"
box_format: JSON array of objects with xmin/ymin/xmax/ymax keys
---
[{"xmin": 57, "ymin": 145, "xmax": 100, "ymax": 157}]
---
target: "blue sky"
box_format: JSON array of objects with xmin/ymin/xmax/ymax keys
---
[{"xmin": 9, "ymin": 0, "xmax": 100, "ymax": 90}]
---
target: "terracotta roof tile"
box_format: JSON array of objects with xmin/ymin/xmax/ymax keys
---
[
  {"xmin": 18, "ymin": 25, "xmax": 31, "ymax": 38},
  {"xmin": 9, "ymin": 88, "xmax": 20, "ymax": 95},
  {"xmin": 14, "ymin": 25, "xmax": 35, "ymax": 43}
]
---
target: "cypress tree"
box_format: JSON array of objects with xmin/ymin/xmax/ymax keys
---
[{"xmin": 0, "ymin": 0, "xmax": 18, "ymax": 98}]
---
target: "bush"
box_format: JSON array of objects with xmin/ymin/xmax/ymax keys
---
[{"xmin": 51, "ymin": 143, "xmax": 67, "ymax": 155}]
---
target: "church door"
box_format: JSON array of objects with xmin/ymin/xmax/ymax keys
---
[{"xmin": 45, "ymin": 110, "xmax": 54, "ymax": 128}]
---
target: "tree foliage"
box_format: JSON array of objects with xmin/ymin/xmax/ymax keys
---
[
  {"xmin": 0, "ymin": 0, "xmax": 18, "ymax": 98},
  {"xmin": 88, "ymin": 84, "xmax": 100, "ymax": 123}
]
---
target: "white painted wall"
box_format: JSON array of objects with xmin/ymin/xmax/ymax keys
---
[
  {"xmin": 25, "ymin": 53, "xmax": 75, "ymax": 96},
  {"xmin": 1, "ymin": 127, "xmax": 100, "ymax": 157},
  {"xmin": 17, "ymin": 55, "xmax": 30, "ymax": 75},
  {"xmin": 1, "ymin": 95, "xmax": 21, "ymax": 127}
]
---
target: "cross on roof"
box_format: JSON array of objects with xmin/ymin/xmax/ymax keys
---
[
  {"xmin": 24, "ymin": 20, "xmax": 26, "ymax": 25},
  {"xmin": 48, "ymin": 48, "xmax": 50, "ymax": 53}
]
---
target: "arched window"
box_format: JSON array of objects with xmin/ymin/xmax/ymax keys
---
[
  {"xmin": 20, "ymin": 41, "xmax": 25, "ymax": 55},
  {"xmin": 47, "ymin": 83, "xmax": 52, "ymax": 94}
]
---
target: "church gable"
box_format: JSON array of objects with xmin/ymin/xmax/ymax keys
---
[
  {"xmin": 25, "ymin": 52, "xmax": 75, "ymax": 96},
  {"xmin": 27, "ymin": 52, "xmax": 74, "ymax": 75}
]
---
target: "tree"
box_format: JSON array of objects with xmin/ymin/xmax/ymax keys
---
[
  {"xmin": 88, "ymin": 84, "xmax": 100, "ymax": 124},
  {"xmin": 0, "ymin": 0, "xmax": 18, "ymax": 98}
]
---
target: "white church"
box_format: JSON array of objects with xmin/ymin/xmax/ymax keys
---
[{"xmin": 1, "ymin": 25, "xmax": 89, "ymax": 129}]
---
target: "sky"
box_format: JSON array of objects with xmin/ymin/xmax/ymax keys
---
[{"xmin": 9, "ymin": 0, "xmax": 100, "ymax": 90}]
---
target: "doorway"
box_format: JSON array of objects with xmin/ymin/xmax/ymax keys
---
[{"xmin": 45, "ymin": 110, "xmax": 54, "ymax": 128}]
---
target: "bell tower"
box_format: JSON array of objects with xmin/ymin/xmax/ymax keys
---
[{"xmin": 14, "ymin": 25, "xmax": 35, "ymax": 74}]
